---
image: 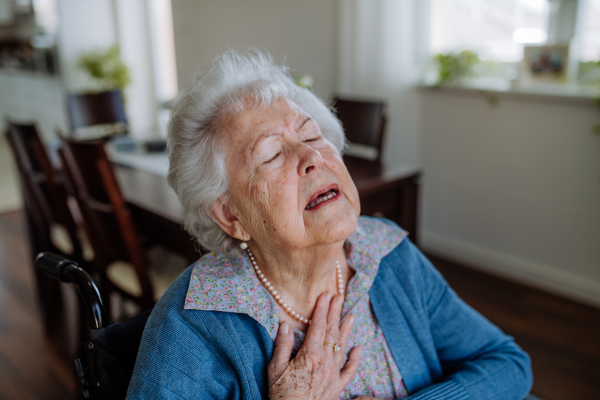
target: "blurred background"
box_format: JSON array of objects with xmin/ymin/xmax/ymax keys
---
[{"xmin": 0, "ymin": 0, "xmax": 599, "ymax": 399}]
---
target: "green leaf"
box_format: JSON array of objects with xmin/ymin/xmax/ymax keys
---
[
  {"xmin": 77, "ymin": 45, "xmax": 131, "ymax": 92},
  {"xmin": 434, "ymin": 51, "xmax": 480, "ymax": 85}
]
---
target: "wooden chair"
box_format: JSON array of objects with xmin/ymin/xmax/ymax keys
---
[
  {"xmin": 59, "ymin": 139, "xmax": 179, "ymax": 315},
  {"xmin": 333, "ymin": 97, "xmax": 387, "ymax": 163},
  {"xmin": 5, "ymin": 121, "xmax": 86, "ymax": 334},
  {"xmin": 66, "ymin": 90, "xmax": 127, "ymax": 139}
]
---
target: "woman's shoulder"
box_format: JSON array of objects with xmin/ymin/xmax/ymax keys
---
[
  {"xmin": 128, "ymin": 263, "xmax": 273, "ymax": 398},
  {"xmin": 147, "ymin": 260, "xmax": 273, "ymax": 345}
]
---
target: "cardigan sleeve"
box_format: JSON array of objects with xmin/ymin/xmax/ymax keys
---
[{"xmin": 402, "ymin": 240, "xmax": 533, "ymax": 400}]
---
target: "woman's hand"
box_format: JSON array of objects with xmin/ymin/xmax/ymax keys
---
[{"xmin": 268, "ymin": 293, "xmax": 361, "ymax": 400}]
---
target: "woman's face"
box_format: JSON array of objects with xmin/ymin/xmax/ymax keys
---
[{"xmin": 218, "ymin": 98, "xmax": 360, "ymax": 251}]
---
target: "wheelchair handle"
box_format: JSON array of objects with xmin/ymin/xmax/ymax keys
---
[{"xmin": 35, "ymin": 252, "xmax": 107, "ymax": 329}]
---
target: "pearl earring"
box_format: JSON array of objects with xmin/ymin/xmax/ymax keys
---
[{"xmin": 240, "ymin": 241, "xmax": 248, "ymax": 250}]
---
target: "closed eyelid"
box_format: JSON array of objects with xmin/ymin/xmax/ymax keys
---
[
  {"xmin": 250, "ymin": 132, "xmax": 281, "ymax": 155},
  {"xmin": 265, "ymin": 151, "xmax": 281, "ymax": 163},
  {"xmin": 300, "ymin": 122, "xmax": 320, "ymax": 140}
]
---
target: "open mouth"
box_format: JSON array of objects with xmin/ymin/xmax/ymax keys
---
[{"xmin": 305, "ymin": 188, "xmax": 339, "ymax": 210}]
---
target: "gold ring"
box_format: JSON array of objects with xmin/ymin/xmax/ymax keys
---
[{"xmin": 324, "ymin": 342, "xmax": 341, "ymax": 353}]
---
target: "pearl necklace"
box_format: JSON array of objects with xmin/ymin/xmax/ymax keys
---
[{"xmin": 246, "ymin": 248, "xmax": 344, "ymax": 324}]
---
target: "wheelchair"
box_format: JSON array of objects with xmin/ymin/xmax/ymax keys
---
[
  {"xmin": 35, "ymin": 252, "xmax": 150, "ymax": 400},
  {"xmin": 35, "ymin": 252, "xmax": 544, "ymax": 400}
]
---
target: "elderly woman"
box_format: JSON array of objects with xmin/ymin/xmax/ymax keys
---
[{"xmin": 126, "ymin": 50, "xmax": 532, "ymax": 400}]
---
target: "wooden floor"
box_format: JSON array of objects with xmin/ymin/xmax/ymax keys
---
[
  {"xmin": 0, "ymin": 209, "xmax": 599, "ymax": 400},
  {"xmin": 0, "ymin": 210, "xmax": 77, "ymax": 400}
]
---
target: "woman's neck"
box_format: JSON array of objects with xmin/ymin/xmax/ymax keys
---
[{"xmin": 247, "ymin": 241, "xmax": 353, "ymax": 332}]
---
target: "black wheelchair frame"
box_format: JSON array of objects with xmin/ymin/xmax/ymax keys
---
[{"xmin": 35, "ymin": 252, "xmax": 150, "ymax": 400}]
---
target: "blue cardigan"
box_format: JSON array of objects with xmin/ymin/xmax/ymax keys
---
[{"xmin": 127, "ymin": 238, "xmax": 532, "ymax": 399}]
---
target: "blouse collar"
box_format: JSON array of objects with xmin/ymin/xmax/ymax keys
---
[{"xmin": 184, "ymin": 217, "xmax": 406, "ymax": 340}]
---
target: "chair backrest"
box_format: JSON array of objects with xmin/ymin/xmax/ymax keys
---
[
  {"xmin": 333, "ymin": 97, "xmax": 386, "ymax": 162},
  {"xmin": 5, "ymin": 121, "xmax": 83, "ymax": 259},
  {"xmin": 59, "ymin": 139, "xmax": 154, "ymax": 309},
  {"xmin": 66, "ymin": 90, "xmax": 127, "ymax": 133}
]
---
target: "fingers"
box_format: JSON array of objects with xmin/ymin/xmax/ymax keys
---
[
  {"xmin": 268, "ymin": 321, "xmax": 294, "ymax": 384},
  {"xmin": 339, "ymin": 345, "xmax": 362, "ymax": 387},
  {"xmin": 335, "ymin": 313, "xmax": 355, "ymax": 366},
  {"xmin": 304, "ymin": 292, "xmax": 332, "ymax": 347},
  {"xmin": 323, "ymin": 294, "xmax": 344, "ymax": 349}
]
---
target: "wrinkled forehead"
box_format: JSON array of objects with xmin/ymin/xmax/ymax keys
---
[{"xmin": 217, "ymin": 96, "xmax": 309, "ymax": 137}]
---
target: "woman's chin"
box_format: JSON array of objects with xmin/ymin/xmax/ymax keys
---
[{"xmin": 303, "ymin": 202, "xmax": 359, "ymax": 242}]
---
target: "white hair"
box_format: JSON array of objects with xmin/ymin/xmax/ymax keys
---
[{"xmin": 167, "ymin": 48, "xmax": 347, "ymax": 253}]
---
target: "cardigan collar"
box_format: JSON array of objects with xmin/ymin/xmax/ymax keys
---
[{"xmin": 184, "ymin": 217, "xmax": 406, "ymax": 339}]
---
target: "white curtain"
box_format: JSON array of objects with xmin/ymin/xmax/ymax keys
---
[{"xmin": 337, "ymin": 0, "xmax": 425, "ymax": 170}]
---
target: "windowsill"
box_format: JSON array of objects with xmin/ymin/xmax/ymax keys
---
[{"xmin": 418, "ymin": 79, "xmax": 600, "ymax": 107}]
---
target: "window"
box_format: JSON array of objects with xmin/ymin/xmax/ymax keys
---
[
  {"xmin": 579, "ymin": 0, "xmax": 600, "ymax": 62},
  {"xmin": 147, "ymin": 0, "xmax": 178, "ymax": 103},
  {"xmin": 430, "ymin": 0, "xmax": 551, "ymax": 62}
]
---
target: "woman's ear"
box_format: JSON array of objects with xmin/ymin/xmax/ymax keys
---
[{"xmin": 211, "ymin": 197, "xmax": 251, "ymax": 241}]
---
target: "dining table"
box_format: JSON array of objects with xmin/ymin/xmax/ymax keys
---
[
  {"xmin": 113, "ymin": 163, "xmax": 200, "ymax": 263},
  {"xmin": 111, "ymin": 148, "xmax": 421, "ymax": 262}
]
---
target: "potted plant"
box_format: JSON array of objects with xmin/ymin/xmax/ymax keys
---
[
  {"xmin": 78, "ymin": 45, "xmax": 131, "ymax": 94},
  {"xmin": 433, "ymin": 50, "xmax": 479, "ymax": 86}
]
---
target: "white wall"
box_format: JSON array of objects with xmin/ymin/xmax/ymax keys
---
[
  {"xmin": 419, "ymin": 90, "xmax": 600, "ymax": 306},
  {"xmin": 170, "ymin": 0, "xmax": 339, "ymax": 101}
]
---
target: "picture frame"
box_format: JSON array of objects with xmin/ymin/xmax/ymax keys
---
[{"xmin": 522, "ymin": 45, "xmax": 570, "ymax": 83}]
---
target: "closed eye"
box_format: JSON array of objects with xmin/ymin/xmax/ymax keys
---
[
  {"xmin": 265, "ymin": 152, "xmax": 281, "ymax": 163},
  {"xmin": 304, "ymin": 136, "xmax": 321, "ymax": 142}
]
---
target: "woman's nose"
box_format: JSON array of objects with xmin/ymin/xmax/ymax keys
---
[{"xmin": 298, "ymin": 144, "xmax": 323, "ymax": 176}]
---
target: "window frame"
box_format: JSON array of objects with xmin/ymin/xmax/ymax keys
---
[{"xmin": 420, "ymin": 0, "xmax": 599, "ymax": 92}]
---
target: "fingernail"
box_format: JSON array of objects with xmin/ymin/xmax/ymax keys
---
[{"xmin": 280, "ymin": 321, "xmax": 290, "ymax": 335}]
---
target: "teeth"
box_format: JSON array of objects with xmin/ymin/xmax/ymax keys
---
[{"xmin": 305, "ymin": 190, "xmax": 337, "ymax": 210}]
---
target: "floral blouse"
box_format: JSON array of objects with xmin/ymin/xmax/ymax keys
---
[{"xmin": 185, "ymin": 217, "xmax": 409, "ymax": 399}]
